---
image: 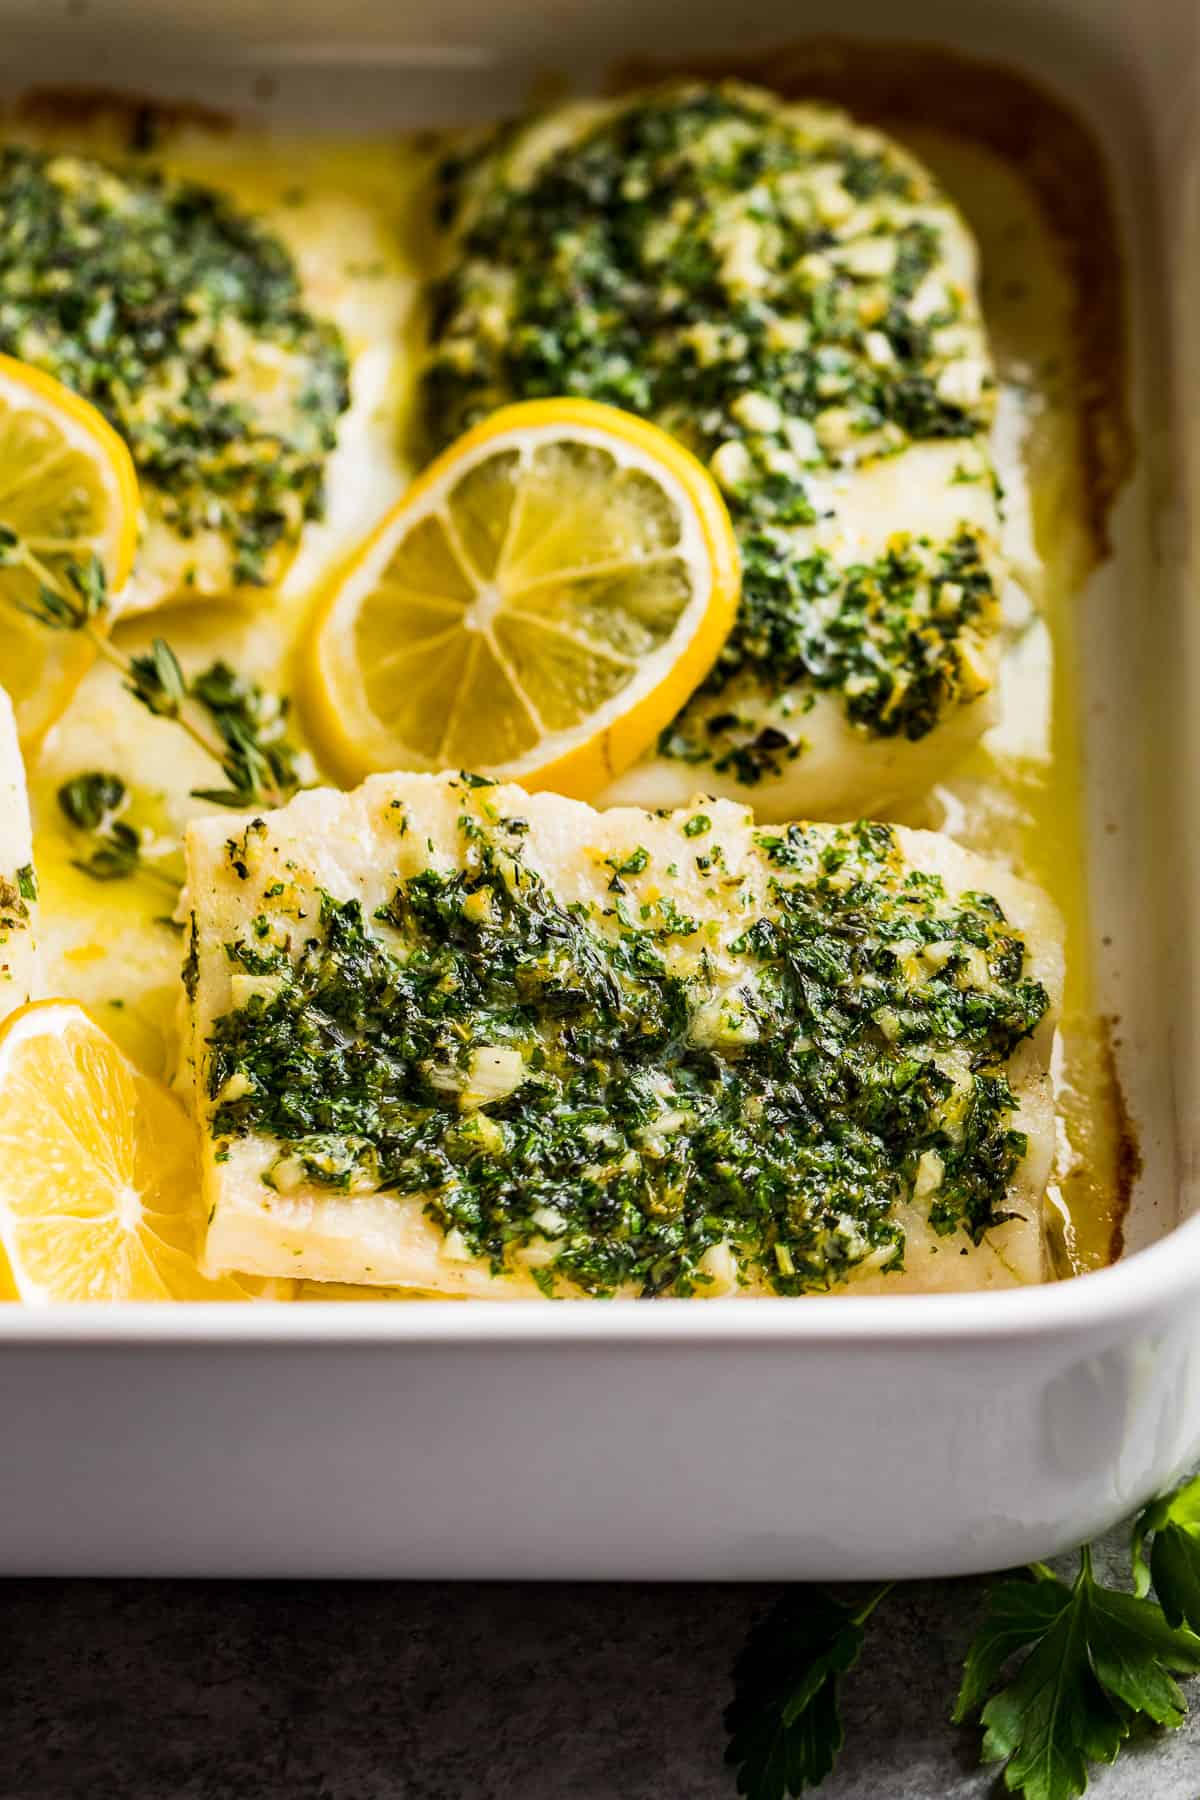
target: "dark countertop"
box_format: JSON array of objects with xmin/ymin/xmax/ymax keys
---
[{"xmin": 4, "ymin": 1528, "xmax": 1200, "ymax": 1799}]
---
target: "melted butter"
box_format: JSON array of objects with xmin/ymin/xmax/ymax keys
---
[{"xmin": 18, "ymin": 114, "xmax": 1123, "ymax": 1281}]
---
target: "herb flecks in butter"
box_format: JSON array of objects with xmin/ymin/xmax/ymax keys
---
[
  {"xmin": 56, "ymin": 769, "xmax": 181, "ymax": 895},
  {"xmin": 0, "ymin": 146, "xmax": 350, "ymax": 584},
  {"xmin": 204, "ymin": 809, "xmax": 1047, "ymax": 1296},
  {"xmin": 425, "ymin": 83, "xmax": 1000, "ymax": 771}
]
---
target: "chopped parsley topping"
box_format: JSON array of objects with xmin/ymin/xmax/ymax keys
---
[
  {"xmin": 425, "ymin": 83, "xmax": 1000, "ymax": 772},
  {"xmin": 203, "ymin": 809, "xmax": 1047, "ymax": 1296},
  {"xmin": 0, "ymin": 146, "xmax": 350, "ymax": 584}
]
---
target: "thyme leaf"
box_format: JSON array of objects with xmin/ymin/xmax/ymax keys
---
[
  {"xmin": 125, "ymin": 637, "xmax": 188, "ymax": 719},
  {"xmin": 4, "ymin": 549, "xmax": 108, "ymax": 631},
  {"xmin": 186, "ymin": 659, "xmax": 302, "ymax": 810},
  {"xmin": 71, "ymin": 819, "xmax": 146, "ymax": 884}
]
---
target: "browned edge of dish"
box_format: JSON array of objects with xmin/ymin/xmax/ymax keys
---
[
  {"xmin": 615, "ymin": 37, "xmax": 1134, "ymax": 565},
  {"xmin": 10, "ymin": 86, "xmax": 233, "ymax": 150},
  {"xmin": 1100, "ymin": 1015, "xmax": 1144, "ymax": 1267}
]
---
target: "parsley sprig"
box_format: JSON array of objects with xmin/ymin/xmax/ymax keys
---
[
  {"xmin": 4, "ymin": 548, "xmax": 300, "ymax": 810},
  {"xmin": 1133, "ymin": 1473, "xmax": 1200, "ymax": 1632},
  {"xmin": 954, "ymin": 1544, "xmax": 1200, "ymax": 1799},
  {"xmin": 725, "ymin": 1585, "xmax": 891, "ymax": 1797},
  {"xmin": 725, "ymin": 1472, "xmax": 1200, "ymax": 1800}
]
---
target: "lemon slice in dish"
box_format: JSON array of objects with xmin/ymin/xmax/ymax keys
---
[
  {"xmin": 304, "ymin": 398, "xmax": 740, "ymax": 797},
  {"xmin": 0, "ymin": 356, "xmax": 139, "ymax": 748},
  {"xmin": 0, "ymin": 1001, "xmax": 281, "ymax": 1302}
]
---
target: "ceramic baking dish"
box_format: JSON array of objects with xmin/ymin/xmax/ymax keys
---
[{"xmin": 0, "ymin": 0, "xmax": 1195, "ymax": 1578}]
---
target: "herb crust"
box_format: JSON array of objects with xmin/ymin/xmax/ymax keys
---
[
  {"xmin": 189, "ymin": 777, "xmax": 1056, "ymax": 1297},
  {"xmin": 0, "ymin": 144, "xmax": 349, "ymax": 589}
]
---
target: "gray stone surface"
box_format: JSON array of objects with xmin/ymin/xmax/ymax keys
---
[{"xmin": 3, "ymin": 1530, "xmax": 1200, "ymax": 1798}]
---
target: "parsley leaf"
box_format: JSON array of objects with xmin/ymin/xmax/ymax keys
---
[
  {"xmin": 953, "ymin": 1563, "xmax": 1067, "ymax": 1721},
  {"xmin": 956, "ymin": 1546, "xmax": 1200, "ymax": 1800},
  {"xmin": 1132, "ymin": 1472, "xmax": 1200, "ymax": 1632},
  {"xmin": 724, "ymin": 1584, "xmax": 891, "ymax": 1798}
]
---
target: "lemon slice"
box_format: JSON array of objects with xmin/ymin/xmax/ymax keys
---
[
  {"xmin": 305, "ymin": 398, "xmax": 740, "ymax": 796},
  {"xmin": 0, "ymin": 356, "xmax": 139, "ymax": 748},
  {"xmin": 0, "ymin": 1001, "xmax": 273, "ymax": 1302}
]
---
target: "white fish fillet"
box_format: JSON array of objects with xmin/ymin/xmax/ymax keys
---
[{"xmin": 184, "ymin": 774, "xmax": 1062, "ymax": 1297}]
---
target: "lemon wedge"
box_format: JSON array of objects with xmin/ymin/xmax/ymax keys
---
[
  {"xmin": 0, "ymin": 1001, "xmax": 275, "ymax": 1302},
  {"xmin": 0, "ymin": 355, "xmax": 139, "ymax": 748},
  {"xmin": 304, "ymin": 398, "xmax": 740, "ymax": 796}
]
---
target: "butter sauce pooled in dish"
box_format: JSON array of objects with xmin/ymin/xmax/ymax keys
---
[{"xmin": 0, "ymin": 69, "xmax": 1130, "ymax": 1302}]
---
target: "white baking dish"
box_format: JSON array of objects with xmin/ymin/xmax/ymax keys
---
[{"xmin": 0, "ymin": 0, "xmax": 1195, "ymax": 1577}]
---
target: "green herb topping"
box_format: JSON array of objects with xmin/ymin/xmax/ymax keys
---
[
  {"xmin": 203, "ymin": 806, "xmax": 1047, "ymax": 1296},
  {"xmin": 0, "ymin": 145, "xmax": 350, "ymax": 584}
]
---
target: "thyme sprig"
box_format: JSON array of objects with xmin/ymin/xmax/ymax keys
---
[
  {"xmin": 4, "ymin": 546, "xmax": 301, "ymax": 811},
  {"xmin": 187, "ymin": 659, "xmax": 302, "ymax": 810}
]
